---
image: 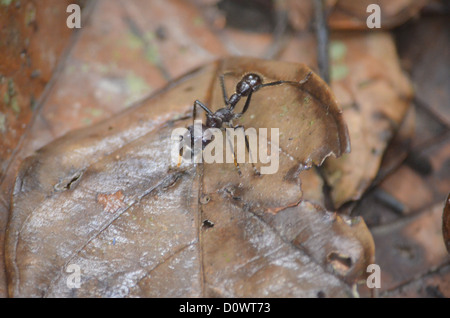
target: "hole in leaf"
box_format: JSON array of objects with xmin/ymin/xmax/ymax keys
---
[
  {"xmin": 200, "ymin": 195, "xmax": 210, "ymax": 204},
  {"xmin": 327, "ymin": 252, "xmax": 353, "ymax": 274},
  {"xmin": 202, "ymin": 219, "xmax": 214, "ymax": 229},
  {"xmin": 54, "ymin": 171, "xmax": 83, "ymax": 191}
]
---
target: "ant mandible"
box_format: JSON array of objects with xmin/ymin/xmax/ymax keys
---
[{"xmin": 178, "ymin": 70, "xmax": 313, "ymax": 169}]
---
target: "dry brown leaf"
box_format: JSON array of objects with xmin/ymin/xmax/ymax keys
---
[
  {"xmin": 322, "ymin": 32, "xmax": 414, "ymax": 208},
  {"xmin": 368, "ymin": 203, "xmax": 449, "ymax": 293},
  {"xmin": 328, "ymin": 0, "xmax": 429, "ymax": 30},
  {"xmin": 0, "ymin": 0, "xmax": 230, "ymax": 297},
  {"xmin": 0, "ymin": 0, "xmax": 76, "ymax": 177},
  {"xmin": 6, "ymin": 57, "xmax": 375, "ymax": 297}
]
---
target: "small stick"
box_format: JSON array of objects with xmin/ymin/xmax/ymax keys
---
[{"xmin": 313, "ymin": 0, "xmax": 330, "ymax": 84}]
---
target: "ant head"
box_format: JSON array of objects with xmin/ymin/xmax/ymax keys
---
[{"xmin": 236, "ymin": 73, "xmax": 262, "ymax": 96}]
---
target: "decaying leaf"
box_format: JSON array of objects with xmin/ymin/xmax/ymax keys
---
[
  {"xmin": 225, "ymin": 57, "xmax": 351, "ymax": 168},
  {"xmin": 0, "ymin": 0, "xmax": 239, "ymax": 297},
  {"xmin": 328, "ymin": 0, "xmax": 429, "ymax": 30},
  {"xmin": 321, "ymin": 32, "xmax": 414, "ymax": 208},
  {"xmin": 6, "ymin": 57, "xmax": 374, "ymax": 297},
  {"xmin": 369, "ymin": 202, "xmax": 449, "ymax": 293},
  {"xmin": 0, "ymin": 0, "xmax": 76, "ymax": 177}
]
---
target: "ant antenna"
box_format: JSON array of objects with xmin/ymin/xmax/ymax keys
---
[{"xmin": 256, "ymin": 71, "xmax": 312, "ymax": 90}]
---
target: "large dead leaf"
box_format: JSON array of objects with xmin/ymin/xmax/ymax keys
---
[
  {"xmin": 367, "ymin": 203, "xmax": 449, "ymax": 294},
  {"xmin": 0, "ymin": 0, "xmax": 84, "ymax": 297},
  {"xmin": 0, "ymin": 0, "xmax": 77, "ymax": 177},
  {"xmin": 0, "ymin": 0, "xmax": 232, "ymax": 297},
  {"xmin": 321, "ymin": 32, "xmax": 414, "ymax": 208},
  {"xmin": 6, "ymin": 57, "xmax": 374, "ymax": 297}
]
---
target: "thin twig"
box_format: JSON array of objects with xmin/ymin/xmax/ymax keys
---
[{"xmin": 313, "ymin": 0, "xmax": 330, "ymax": 84}]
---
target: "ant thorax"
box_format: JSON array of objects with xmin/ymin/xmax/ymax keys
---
[{"xmin": 206, "ymin": 108, "xmax": 236, "ymax": 129}]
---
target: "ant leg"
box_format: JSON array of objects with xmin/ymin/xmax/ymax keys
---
[
  {"xmin": 177, "ymin": 130, "xmax": 192, "ymax": 167},
  {"xmin": 192, "ymin": 99, "xmax": 214, "ymax": 143},
  {"xmin": 193, "ymin": 100, "xmax": 214, "ymax": 118},
  {"xmin": 256, "ymin": 71, "xmax": 312, "ymax": 90},
  {"xmin": 178, "ymin": 146, "xmax": 184, "ymax": 167},
  {"xmin": 226, "ymin": 136, "xmax": 242, "ymax": 177},
  {"xmin": 233, "ymin": 124, "xmax": 261, "ymax": 176},
  {"xmin": 219, "ymin": 74, "xmax": 229, "ymax": 106},
  {"xmin": 225, "ymin": 123, "xmax": 242, "ymax": 176},
  {"xmin": 190, "ymin": 100, "xmax": 214, "ymax": 162},
  {"xmin": 220, "ymin": 71, "xmax": 240, "ymax": 107},
  {"xmin": 234, "ymin": 91, "xmax": 253, "ymax": 116}
]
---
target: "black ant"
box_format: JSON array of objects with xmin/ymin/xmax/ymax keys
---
[{"xmin": 178, "ymin": 71, "xmax": 313, "ymax": 173}]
